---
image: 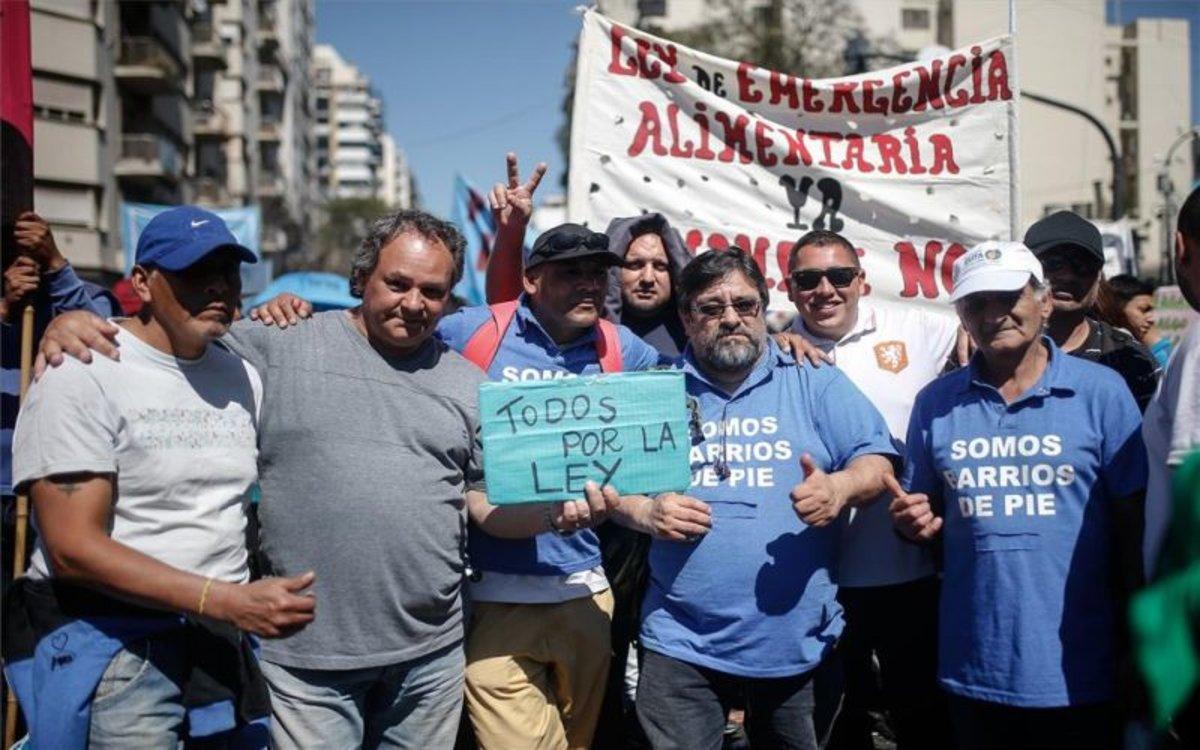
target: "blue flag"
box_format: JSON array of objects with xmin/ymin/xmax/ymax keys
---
[{"xmin": 449, "ymin": 176, "xmax": 495, "ymax": 307}]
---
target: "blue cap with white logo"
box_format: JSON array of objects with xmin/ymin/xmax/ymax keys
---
[{"xmin": 135, "ymin": 206, "xmax": 257, "ymax": 271}]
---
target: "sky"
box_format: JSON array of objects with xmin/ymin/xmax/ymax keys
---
[
  {"xmin": 315, "ymin": 1, "xmax": 583, "ymax": 218},
  {"xmin": 316, "ymin": 0, "xmax": 1200, "ymax": 220}
]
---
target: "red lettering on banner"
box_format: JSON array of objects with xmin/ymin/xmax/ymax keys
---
[
  {"xmin": 802, "ymin": 79, "xmax": 824, "ymax": 113},
  {"xmin": 628, "ymin": 101, "xmax": 668, "ymax": 157},
  {"xmin": 606, "ymin": 26, "xmax": 686, "ymax": 83},
  {"xmin": 829, "ymin": 82, "xmax": 861, "ymax": 114},
  {"xmin": 608, "ymin": 27, "xmax": 639, "ymax": 76},
  {"xmin": 809, "ymin": 131, "xmax": 843, "ymax": 167},
  {"xmin": 913, "ymin": 60, "xmax": 945, "ymax": 112},
  {"xmin": 943, "ymin": 54, "xmax": 969, "ymax": 107},
  {"xmin": 891, "ymin": 70, "xmax": 913, "ymax": 113},
  {"xmin": 872, "ymin": 134, "xmax": 908, "ymax": 174},
  {"xmin": 987, "ymin": 50, "xmax": 1013, "ymax": 101},
  {"xmin": 769, "ymin": 72, "xmax": 799, "ymax": 109},
  {"xmin": 666, "ymin": 105, "xmax": 695, "ymax": 158},
  {"xmin": 861, "ymin": 80, "xmax": 888, "ymax": 114},
  {"xmin": 894, "ymin": 240, "xmax": 967, "ymax": 298},
  {"xmin": 624, "ymin": 102, "xmax": 964, "ymax": 176},
  {"xmin": 715, "ymin": 112, "xmax": 754, "ymax": 163},
  {"xmin": 738, "ymin": 62, "xmax": 763, "ymax": 103}
]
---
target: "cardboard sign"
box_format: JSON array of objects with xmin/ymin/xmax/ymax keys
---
[
  {"xmin": 568, "ymin": 11, "xmax": 1016, "ymax": 315},
  {"xmin": 479, "ymin": 370, "xmax": 691, "ymax": 504}
]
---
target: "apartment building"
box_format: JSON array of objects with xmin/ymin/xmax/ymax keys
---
[
  {"xmin": 313, "ymin": 43, "xmax": 412, "ymax": 206},
  {"xmin": 27, "ymin": 0, "xmax": 314, "ymax": 279},
  {"xmin": 599, "ymin": 0, "xmax": 1194, "ymax": 277}
]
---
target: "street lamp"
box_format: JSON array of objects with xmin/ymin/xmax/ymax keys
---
[{"xmin": 1157, "ymin": 127, "xmax": 1200, "ymax": 283}]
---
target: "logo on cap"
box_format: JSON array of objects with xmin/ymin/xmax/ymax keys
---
[{"xmin": 984, "ymin": 248, "xmax": 1001, "ymax": 261}]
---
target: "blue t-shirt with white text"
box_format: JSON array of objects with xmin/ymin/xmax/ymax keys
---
[
  {"xmin": 436, "ymin": 296, "xmax": 667, "ymax": 575},
  {"xmin": 640, "ymin": 340, "xmax": 897, "ymax": 678},
  {"xmin": 904, "ymin": 338, "xmax": 1147, "ymax": 707}
]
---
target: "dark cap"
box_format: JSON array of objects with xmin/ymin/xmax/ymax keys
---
[
  {"xmin": 526, "ymin": 223, "xmax": 621, "ymax": 270},
  {"xmin": 1023, "ymin": 210, "xmax": 1104, "ymax": 263},
  {"xmin": 135, "ymin": 206, "xmax": 257, "ymax": 271}
]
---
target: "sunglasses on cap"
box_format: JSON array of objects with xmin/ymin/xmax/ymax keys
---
[
  {"xmin": 789, "ymin": 267, "xmax": 861, "ymax": 291},
  {"xmin": 545, "ymin": 231, "xmax": 609, "ymax": 252}
]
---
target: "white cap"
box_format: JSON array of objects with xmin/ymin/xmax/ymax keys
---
[{"xmin": 949, "ymin": 241, "xmax": 1045, "ymax": 303}]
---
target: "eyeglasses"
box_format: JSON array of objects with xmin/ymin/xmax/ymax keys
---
[
  {"xmin": 691, "ymin": 298, "xmax": 762, "ymax": 320},
  {"xmin": 789, "ymin": 267, "xmax": 861, "ymax": 291},
  {"xmin": 545, "ymin": 231, "xmax": 609, "ymax": 252}
]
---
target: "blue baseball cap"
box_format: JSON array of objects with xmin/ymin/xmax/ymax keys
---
[{"xmin": 135, "ymin": 206, "xmax": 257, "ymax": 271}]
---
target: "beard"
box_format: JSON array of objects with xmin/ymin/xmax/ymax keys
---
[{"xmin": 700, "ymin": 329, "xmax": 763, "ymax": 372}]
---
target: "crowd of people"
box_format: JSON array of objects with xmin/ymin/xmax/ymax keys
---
[{"xmin": 1, "ymin": 153, "xmax": 1198, "ymax": 750}]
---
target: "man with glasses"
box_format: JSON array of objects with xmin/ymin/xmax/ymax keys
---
[
  {"xmin": 616, "ymin": 247, "xmax": 898, "ymax": 749},
  {"xmin": 1024, "ymin": 211, "xmax": 1159, "ymax": 411},
  {"xmin": 784, "ymin": 230, "xmax": 958, "ymax": 750},
  {"xmin": 436, "ymin": 222, "xmax": 668, "ymax": 750}
]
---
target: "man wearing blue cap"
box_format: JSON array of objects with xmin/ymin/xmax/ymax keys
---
[
  {"xmin": 889, "ymin": 241, "xmax": 1147, "ymax": 748},
  {"xmin": 4, "ymin": 206, "xmax": 317, "ymax": 747}
]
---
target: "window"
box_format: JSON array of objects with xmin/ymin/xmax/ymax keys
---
[{"xmin": 902, "ymin": 8, "xmax": 931, "ymax": 30}]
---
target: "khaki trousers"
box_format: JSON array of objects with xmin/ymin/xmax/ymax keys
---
[{"xmin": 465, "ymin": 589, "xmax": 614, "ymax": 750}]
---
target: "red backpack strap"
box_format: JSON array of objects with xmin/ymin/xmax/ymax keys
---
[
  {"xmin": 595, "ymin": 319, "xmax": 624, "ymax": 373},
  {"xmin": 461, "ymin": 301, "xmax": 519, "ymax": 372}
]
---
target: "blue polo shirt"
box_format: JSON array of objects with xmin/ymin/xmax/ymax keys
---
[
  {"xmin": 904, "ymin": 338, "xmax": 1147, "ymax": 708},
  {"xmin": 436, "ymin": 296, "xmax": 666, "ymax": 575},
  {"xmin": 640, "ymin": 340, "xmax": 897, "ymax": 678}
]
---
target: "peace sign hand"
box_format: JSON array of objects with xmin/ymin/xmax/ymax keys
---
[{"xmin": 489, "ymin": 152, "xmax": 547, "ymax": 234}]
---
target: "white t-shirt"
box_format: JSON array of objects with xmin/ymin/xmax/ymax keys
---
[
  {"xmin": 13, "ymin": 325, "xmax": 263, "ymax": 583},
  {"xmin": 792, "ymin": 300, "xmax": 959, "ymax": 587},
  {"xmin": 1143, "ymin": 321, "xmax": 1200, "ymax": 576}
]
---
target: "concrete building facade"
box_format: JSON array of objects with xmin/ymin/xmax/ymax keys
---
[
  {"xmin": 27, "ymin": 0, "xmax": 315, "ymax": 279},
  {"xmin": 313, "ymin": 43, "xmax": 412, "ymax": 206}
]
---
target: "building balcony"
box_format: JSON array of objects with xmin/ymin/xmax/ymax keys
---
[
  {"xmin": 191, "ymin": 23, "xmax": 227, "ymax": 67},
  {"xmin": 258, "ymin": 171, "xmax": 285, "ymax": 198},
  {"xmin": 259, "ymin": 118, "xmax": 282, "ymax": 142},
  {"xmin": 256, "ymin": 66, "xmax": 285, "ymax": 93},
  {"xmin": 115, "ymin": 134, "xmax": 184, "ymax": 184},
  {"xmin": 193, "ymin": 101, "xmax": 230, "ymax": 137},
  {"xmin": 257, "ymin": 7, "xmax": 279, "ymax": 50},
  {"xmin": 116, "ymin": 37, "xmax": 184, "ymax": 95},
  {"xmin": 193, "ymin": 176, "xmax": 231, "ymax": 206}
]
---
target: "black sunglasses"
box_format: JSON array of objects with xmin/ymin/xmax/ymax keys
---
[
  {"xmin": 789, "ymin": 267, "xmax": 861, "ymax": 291},
  {"xmin": 545, "ymin": 232, "xmax": 609, "ymax": 252}
]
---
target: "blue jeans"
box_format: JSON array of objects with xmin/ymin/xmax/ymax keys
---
[
  {"xmin": 89, "ymin": 630, "xmax": 188, "ymax": 747},
  {"xmin": 260, "ymin": 642, "xmax": 464, "ymax": 750},
  {"xmin": 636, "ymin": 648, "xmax": 819, "ymax": 750}
]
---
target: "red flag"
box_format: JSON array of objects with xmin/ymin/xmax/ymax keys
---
[{"xmin": 1, "ymin": 0, "xmax": 34, "ymax": 265}]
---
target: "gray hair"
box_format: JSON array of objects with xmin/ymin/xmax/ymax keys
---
[{"xmin": 349, "ymin": 209, "xmax": 467, "ymax": 298}]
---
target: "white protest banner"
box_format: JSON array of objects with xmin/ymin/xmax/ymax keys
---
[{"xmin": 568, "ymin": 10, "xmax": 1017, "ymax": 313}]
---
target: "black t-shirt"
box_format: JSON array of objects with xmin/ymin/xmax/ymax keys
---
[{"xmin": 1066, "ymin": 318, "xmax": 1161, "ymax": 412}]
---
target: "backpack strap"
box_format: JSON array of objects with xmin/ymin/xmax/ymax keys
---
[
  {"xmin": 595, "ymin": 318, "xmax": 624, "ymax": 373},
  {"xmin": 462, "ymin": 300, "xmax": 624, "ymax": 374},
  {"xmin": 461, "ymin": 301, "xmax": 520, "ymax": 372}
]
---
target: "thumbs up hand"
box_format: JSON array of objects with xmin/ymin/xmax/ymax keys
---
[
  {"xmin": 885, "ymin": 474, "xmax": 943, "ymax": 542},
  {"xmin": 789, "ymin": 453, "xmax": 845, "ymax": 527}
]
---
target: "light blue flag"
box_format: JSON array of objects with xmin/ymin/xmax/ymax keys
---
[{"xmin": 119, "ymin": 203, "xmax": 269, "ymax": 295}]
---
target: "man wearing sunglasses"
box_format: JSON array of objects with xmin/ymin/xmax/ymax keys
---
[
  {"xmin": 783, "ymin": 230, "xmax": 959, "ymax": 750},
  {"xmin": 1023, "ymin": 211, "xmax": 1159, "ymax": 411}
]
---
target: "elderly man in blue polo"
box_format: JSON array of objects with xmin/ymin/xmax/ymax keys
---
[{"xmin": 889, "ymin": 240, "xmax": 1147, "ymax": 750}]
